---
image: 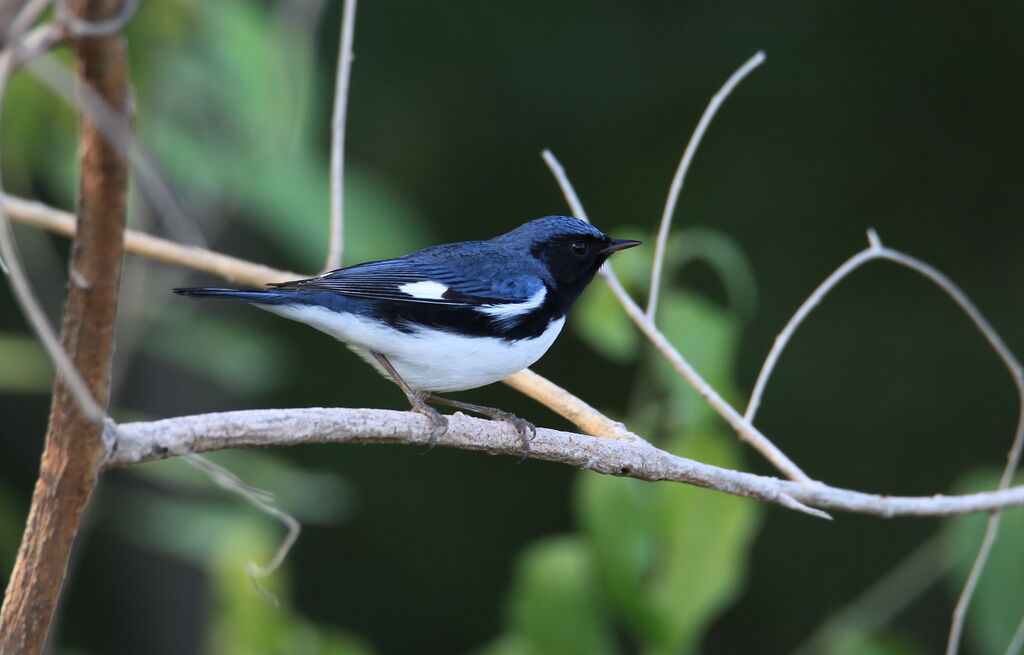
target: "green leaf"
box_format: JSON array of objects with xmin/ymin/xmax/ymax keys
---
[
  {"xmin": 648, "ymin": 432, "xmax": 760, "ymax": 654},
  {"xmin": 944, "ymin": 469, "xmax": 1024, "ymax": 655},
  {"xmin": 660, "ymin": 228, "xmax": 758, "ymax": 321},
  {"xmin": 652, "ymin": 291, "xmax": 740, "ymax": 431},
  {"xmin": 577, "ymin": 432, "xmax": 760, "ymax": 655},
  {"xmin": 575, "ymin": 473, "xmax": 659, "ymax": 639},
  {"xmin": 505, "ymin": 537, "xmax": 616, "ymax": 655}
]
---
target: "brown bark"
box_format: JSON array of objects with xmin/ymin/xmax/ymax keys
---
[{"xmin": 0, "ymin": 2, "xmax": 129, "ymax": 653}]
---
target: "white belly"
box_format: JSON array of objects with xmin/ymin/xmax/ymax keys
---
[{"xmin": 260, "ymin": 304, "xmax": 565, "ymax": 392}]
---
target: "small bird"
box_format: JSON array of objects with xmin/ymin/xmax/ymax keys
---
[{"xmin": 174, "ymin": 216, "xmax": 640, "ymax": 454}]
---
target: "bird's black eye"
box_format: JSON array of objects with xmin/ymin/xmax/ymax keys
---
[{"xmin": 571, "ymin": 240, "xmax": 588, "ymax": 255}]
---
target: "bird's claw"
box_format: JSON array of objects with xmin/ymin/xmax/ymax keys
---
[
  {"xmin": 413, "ymin": 403, "xmax": 448, "ymax": 454},
  {"xmin": 417, "ymin": 392, "xmax": 535, "ymax": 461},
  {"xmin": 491, "ymin": 411, "xmax": 535, "ymax": 462}
]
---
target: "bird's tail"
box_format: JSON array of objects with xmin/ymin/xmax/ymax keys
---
[{"xmin": 173, "ymin": 287, "xmax": 292, "ymax": 305}]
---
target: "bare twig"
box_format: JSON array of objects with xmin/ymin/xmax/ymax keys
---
[
  {"xmin": 844, "ymin": 234, "xmax": 1024, "ymax": 655},
  {"xmin": 866, "ymin": 240, "xmax": 1024, "ymax": 655},
  {"xmin": 646, "ymin": 51, "xmax": 764, "ymax": 319},
  {"xmin": 1007, "ymin": 615, "xmax": 1024, "ymax": 655},
  {"xmin": 606, "ymin": 270, "xmax": 813, "ymax": 482},
  {"xmin": 949, "ymin": 523, "xmax": 1000, "ymax": 655},
  {"xmin": 4, "ymin": 194, "xmax": 301, "ymax": 284},
  {"xmin": 745, "ymin": 242, "xmax": 880, "ymax": 422},
  {"xmin": 183, "ymin": 454, "xmax": 300, "ymax": 606},
  {"xmin": 105, "ymin": 407, "xmax": 1024, "ymax": 519},
  {"xmin": 733, "ymin": 229, "xmax": 1024, "ymax": 655},
  {"xmin": 6, "ymin": 0, "xmax": 54, "ymax": 42},
  {"xmin": 541, "ymin": 149, "xmax": 588, "ymax": 224},
  {"xmin": 542, "ymin": 149, "xmax": 811, "ymax": 482},
  {"xmin": 56, "ymin": 0, "xmax": 137, "ymax": 36},
  {"xmin": 325, "ymin": 0, "xmax": 357, "ymax": 271}
]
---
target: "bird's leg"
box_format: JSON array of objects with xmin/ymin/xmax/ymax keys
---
[
  {"xmin": 371, "ymin": 352, "xmax": 447, "ymax": 452},
  {"xmin": 423, "ymin": 394, "xmax": 536, "ymax": 461}
]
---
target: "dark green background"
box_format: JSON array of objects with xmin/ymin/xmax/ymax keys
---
[{"xmin": 2, "ymin": 1, "xmax": 1023, "ymax": 653}]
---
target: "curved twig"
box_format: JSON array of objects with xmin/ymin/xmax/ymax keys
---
[
  {"xmin": 57, "ymin": 0, "xmax": 138, "ymax": 37},
  {"xmin": 325, "ymin": 0, "xmax": 357, "ymax": 271},
  {"xmin": 646, "ymin": 51, "xmax": 764, "ymax": 319},
  {"xmin": 735, "ymin": 229, "xmax": 1024, "ymax": 655}
]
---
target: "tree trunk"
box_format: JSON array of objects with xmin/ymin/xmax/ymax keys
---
[{"xmin": 0, "ymin": 2, "xmax": 129, "ymax": 652}]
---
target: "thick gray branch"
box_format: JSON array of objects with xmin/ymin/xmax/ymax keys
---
[{"xmin": 107, "ymin": 408, "xmax": 1024, "ymax": 519}]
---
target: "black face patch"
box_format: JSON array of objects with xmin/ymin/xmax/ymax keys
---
[{"xmin": 530, "ymin": 232, "xmax": 614, "ymax": 306}]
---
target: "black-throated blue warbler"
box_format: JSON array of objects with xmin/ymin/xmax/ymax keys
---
[{"xmin": 174, "ymin": 215, "xmax": 640, "ymax": 453}]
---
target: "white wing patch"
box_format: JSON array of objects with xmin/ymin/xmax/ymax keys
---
[
  {"xmin": 399, "ymin": 280, "xmax": 449, "ymax": 300},
  {"xmin": 477, "ymin": 287, "xmax": 546, "ymax": 320}
]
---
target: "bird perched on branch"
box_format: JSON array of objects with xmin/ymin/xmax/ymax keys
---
[{"xmin": 174, "ymin": 215, "xmax": 640, "ymax": 455}]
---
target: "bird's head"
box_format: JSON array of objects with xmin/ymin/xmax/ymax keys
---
[{"xmin": 501, "ymin": 216, "xmax": 640, "ymax": 305}]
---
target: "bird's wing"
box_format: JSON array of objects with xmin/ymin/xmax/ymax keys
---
[{"xmin": 267, "ymin": 257, "xmax": 540, "ymax": 306}]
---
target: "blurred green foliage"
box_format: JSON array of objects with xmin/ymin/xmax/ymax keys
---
[
  {"xmin": 138, "ymin": 0, "xmax": 428, "ymax": 269},
  {"xmin": 145, "ymin": 312, "xmax": 291, "ymax": 396},
  {"xmin": 831, "ymin": 633, "xmax": 927, "ymax": 655},
  {"xmin": 107, "ymin": 451, "xmax": 364, "ymax": 654},
  {"xmin": 208, "ymin": 524, "xmax": 372, "ymax": 655},
  {"xmin": 0, "ymin": 333, "xmax": 51, "ymax": 393},
  {"xmin": 2, "ymin": 0, "xmax": 429, "ymax": 270},
  {"xmin": 494, "ymin": 537, "xmax": 616, "ymax": 655}
]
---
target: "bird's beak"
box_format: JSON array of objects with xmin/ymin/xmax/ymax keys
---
[{"xmin": 601, "ymin": 239, "xmax": 641, "ymax": 255}]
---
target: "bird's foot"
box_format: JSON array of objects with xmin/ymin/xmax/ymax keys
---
[
  {"xmin": 488, "ymin": 409, "xmax": 536, "ymax": 463},
  {"xmin": 370, "ymin": 352, "xmax": 450, "ymax": 453},
  {"xmin": 424, "ymin": 394, "xmax": 535, "ymax": 462},
  {"xmin": 410, "ymin": 398, "xmax": 448, "ymax": 453}
]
